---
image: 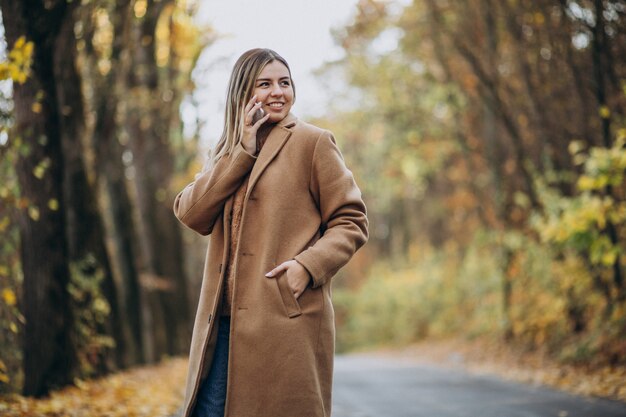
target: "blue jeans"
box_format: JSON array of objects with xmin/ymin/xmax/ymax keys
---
[{"xmin": 192, "ymin": 316, "xmax": 230, "ymax": 417}]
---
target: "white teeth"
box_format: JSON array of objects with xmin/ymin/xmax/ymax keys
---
[{"xmin": 269, "ymin": 103, "xmax": 284, "ymax": 107}]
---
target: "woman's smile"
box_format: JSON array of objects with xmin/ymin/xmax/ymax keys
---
[{"xmin": 266, "ymin": 102, "xmax": 285, "ymax": 113}]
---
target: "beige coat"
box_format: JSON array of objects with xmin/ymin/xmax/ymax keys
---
[{"xmin": 173, "ymin": 113, "xmax": 368, "ymax": 417}]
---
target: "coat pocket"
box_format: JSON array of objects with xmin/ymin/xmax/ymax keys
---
[{"xmin": 275, "ymin": 273, "xmax": 302, "ymax": 318}]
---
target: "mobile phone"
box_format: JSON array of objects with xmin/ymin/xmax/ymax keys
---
[{"xmin": 252, "ymin": 107, "xmax": 265, "ymax": 125}]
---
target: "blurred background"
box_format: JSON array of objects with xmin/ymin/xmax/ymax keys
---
[{"xmin": 0, "ymin": 0, "xmax": 625, "ymax": 412}]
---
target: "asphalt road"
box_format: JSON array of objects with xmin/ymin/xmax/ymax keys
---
[{"xmin": 332, "ymin": 354, "xmax": 626, "ymax": 417}]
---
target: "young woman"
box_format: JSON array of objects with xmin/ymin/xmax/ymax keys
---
[{"xmin": 173, "ymin": 48, "xmax": 368, "ymax": 417}]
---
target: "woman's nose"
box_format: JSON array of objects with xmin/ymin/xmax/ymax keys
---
[{"xmin": 270, "ymin": 83, "xmax": 283, "ymax": 96}]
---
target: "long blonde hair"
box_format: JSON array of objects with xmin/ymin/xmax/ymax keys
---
[{"xmin": 208, "ymin": 48, "xmax": 295, "ymax": 166}]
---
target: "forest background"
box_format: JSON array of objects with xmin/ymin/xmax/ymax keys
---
[{"xmin": 0, "ymin": 0, "xmax": 625, "ymax": 404}]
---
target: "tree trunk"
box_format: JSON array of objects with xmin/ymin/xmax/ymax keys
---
[
  {"xmin": 0, "ymin": 0, "xmax": 76, "ymax": 396},
  {"xmin": 79, "ymin": 0, "xmax": 147, "ymax": 365},
  {"xmin": 92, "ymin": 89, "xmax": 147, "ymax": 365},
  {"xmin": 591, "ymin": 0, "xmax": 623, "ymax": 302},
  {"xmin": 53, "ymin": 2, "xmax": 126, "ymax": 372},
  {"xmin": 126, "ymin": 0, "xmax": 191, "ymax": 357}
]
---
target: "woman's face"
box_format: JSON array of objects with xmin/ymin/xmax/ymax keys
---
[{"xmin": 252, "ymin": 60, "xmax": 294, "ymax": 123}]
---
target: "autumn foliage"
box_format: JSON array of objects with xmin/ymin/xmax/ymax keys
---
[{"xmin": 320, "ymin": 0, "xmax": 626, "ymax": 369}]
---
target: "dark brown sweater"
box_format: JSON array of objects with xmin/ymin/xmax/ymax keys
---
[{"xmin": 220, "ymin": 135, "xmax": 268, "ymax": 316}]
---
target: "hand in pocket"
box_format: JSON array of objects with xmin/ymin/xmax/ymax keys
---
[{"xmin": 265, "ymin": 260, "xmax": 311, "ymax": 299}]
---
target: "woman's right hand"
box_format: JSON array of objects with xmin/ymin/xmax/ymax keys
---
[{"xmin": 242, "ymin": 94, "xmax": 271, "ymax": 155}]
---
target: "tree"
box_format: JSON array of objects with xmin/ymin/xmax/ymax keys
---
[
  {"xmin": 0, "ymin": 0, "xmax": 77, "ymax": 395},
  {"xmin": 319, "ymin": 0, "xmax": 625, "ymax": 356},
  {"xmin": 78, "ymin": 0, "xmax": 147, "ymax": 366}
]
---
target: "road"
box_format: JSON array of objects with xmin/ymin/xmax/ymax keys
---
[{"xmin": 332, "ymin": 354, "xmax": 626, "ymax": 417}]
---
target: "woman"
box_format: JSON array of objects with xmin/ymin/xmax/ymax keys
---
[{"xmin": 173, "ymin": 48, "xmax": 368, "ymax": 417}]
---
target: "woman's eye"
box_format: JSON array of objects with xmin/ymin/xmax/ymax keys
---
[
  {"xmin": 281, "ymin": 81, "xmax": 291, "ymax": 86},
  {"xmin": 258, "ymin": 82, "xmax": 269, "ymax": 87}
]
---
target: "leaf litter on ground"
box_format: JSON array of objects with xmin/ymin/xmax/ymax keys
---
[
  {"xmin": 2, "ymin": 338, "xmax": 625, "ymax": 416},
  {"xmin": 0, "ymin": 357, "xmax": 187, "ymax": 417}
]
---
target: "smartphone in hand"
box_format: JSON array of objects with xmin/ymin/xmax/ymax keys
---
[{"xmin": 252, "ymin": 107, "xmax": 265, "ymax": 125}]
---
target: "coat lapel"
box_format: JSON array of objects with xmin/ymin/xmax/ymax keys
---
[{"xmin": 245, "ymin": 113, "xmax": 297, "ymax": 200}]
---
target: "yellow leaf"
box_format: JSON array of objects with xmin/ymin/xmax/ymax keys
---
[
  {"xmin": 16, "ymin": 72, "xmax": 27, "ymax": 84},
  {"xmin": 577, "ymin": 175, "xmax": 595, "ymax": 191},
  {"xmin": 11, "ymin": 49, "xmax": 24, "ymax": 66},
  {"xmin": 31, "ymin": 102, "xmax": 42, "ymax": 114},
  {"xmin": 33, "ymin": 165, "xmax": 45, "ymax": 179},
  {"xmin": 601, "ymin": 251, "xmax": 617, "ymax": 266},
  {"xmin": 23, "ymin": 41, "xmax": 34, "ymax": 57},
  {"xmin": 28, "ymin": 206, "xmax": 40, "ymax": 221},
  {"xmin": 15, "ymin": 36, "xmax": 25, "ymax": 49},
  {"xmin": 9, "ymin": 65, "xmax": 21, "ymax": 80},
  {"xmin": 48, "ymin": 198, "xmax": 59, "ymax": 211},
  {"xmin": 9, "ymin": 322, "xmax": 18, "ymax": 333},
  {"xmin": 568, "ymin": 140, "xmax": 584, "ymax": 155},
  {"xmin": 2, "ymin": 288, "xmax": 16, "ymax": 306},
  {"xmin": 0, "ymin": 373, "xmax": 9, "ymax": 384},
  {"xmin": 599, "ymin": 105, "xmax": 610, "ymax": 119}
]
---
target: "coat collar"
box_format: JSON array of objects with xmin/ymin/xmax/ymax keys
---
[
  {"xmin": 245, "ymin": 113, "xmax": 297, "ymax": 199},
  {"xmin": 276, "ymin": 112, "xmax": 297, "ymax": 129}
]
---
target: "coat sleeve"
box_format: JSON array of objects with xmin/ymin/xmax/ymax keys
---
[
  {"xmin": 294, "ymin": 130, "xmax": 368, "ymax": 288},
  {"xmin": 173, "ymin": 142, "xmax": 257, "ymax": 236}
]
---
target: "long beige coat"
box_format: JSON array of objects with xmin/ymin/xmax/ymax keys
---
[{"xmin": 173, "ymin": 113, "xmax": 368, "ymax": 417}]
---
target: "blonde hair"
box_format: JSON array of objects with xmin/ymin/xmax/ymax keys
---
[{"xmin": 208, "ymin": 48, "xmax": 295, "ymax": 166}]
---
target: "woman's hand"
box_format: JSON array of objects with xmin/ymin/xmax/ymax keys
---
[
  {"xmin": 265, "ymin": 260, "xmax": 311, "ymax": 299},
  {"xmin": 242, "ymin": 94, "xmax": 271, "ymax": 155}
]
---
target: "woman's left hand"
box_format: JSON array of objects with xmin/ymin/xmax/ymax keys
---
[{"xmin": 265, "ymin": 260, "xmax": 311, "ymax": 299}]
